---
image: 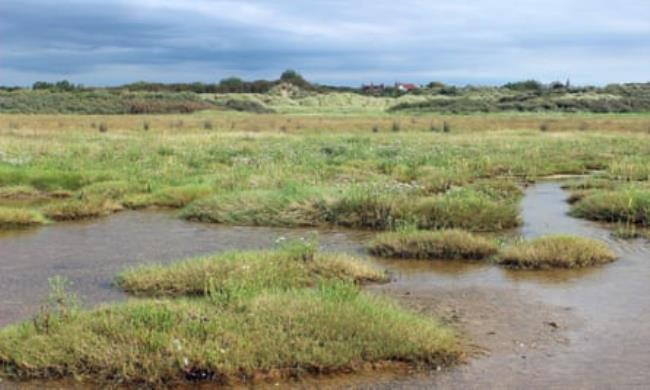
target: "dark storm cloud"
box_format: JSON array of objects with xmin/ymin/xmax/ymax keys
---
[{"xmin": 1, "ymin": 0, "xmax": 648, "ymax": 86}]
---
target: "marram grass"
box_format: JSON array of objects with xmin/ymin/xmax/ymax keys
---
[
  {"xmin": 497, "ymin": 235, "xmax": 616, "ymax": 269},
  {"xmin": 368, "ymin": 229, "xmax": 498, "ymax": 260}
]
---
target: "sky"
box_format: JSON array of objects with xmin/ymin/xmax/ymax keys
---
[{"xmin": 1, "ymin": 0, "xmax": 649, "ymax": 86}]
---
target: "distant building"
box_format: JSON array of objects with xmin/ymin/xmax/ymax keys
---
[
  {"xmin": 395, "ymin": 82, "xmax": 418, "ymax": 92},
  {"xmin": 362, "ymin": 83, "xmax": 385, "ymax": 94}
]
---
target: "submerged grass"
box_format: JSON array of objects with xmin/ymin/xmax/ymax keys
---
[
  {"xmin": 497, "ymin": 235, "xmax": 616, "ymax": 269},
  {"xmin": 368, "ymin": 229, "xmax": 498, "ymax": 260},
  {"xmin": 0, "ymin": 283, "xmax": 459, "ymax": 385}
]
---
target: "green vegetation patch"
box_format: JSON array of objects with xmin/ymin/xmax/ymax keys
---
[
  {"xmin": 0, "ymin": 283, "xmax": 459, "ymax": 385},
  {"xmin": 497, "ymin": 235, "xmax": 616, "ymax": 269},
  {"xmin": 368, "ymin": 229, "xmax": 498, "ymax": 260},
  {"xmin": 41, "ymin": 198, "xmax": 122, "ymax": 221},
  {"xmin": 0, "ymin": 206, "xmax": 47, "ymax": 229},
  {"xmin": 571, "ymin": 189, "xmax": 650, "ymax": 226},
  {"xmin": 117, "ymin": 242, "xmax": 387, "ymax": 297}
]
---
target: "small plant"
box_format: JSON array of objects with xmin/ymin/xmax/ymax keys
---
[
  {"xmin": 391, "ymin": 121, "xmax": 401, "ymax": 132},
  {"xmin": 372, "ymin": 124, "xmax": 380, "ymax": 133},
  {"xmin": 143, "ymin": 121, "xmax": 150, "ymax": 131},
  {"xmin": 539, "ymin": 122, "xmax": 549, "ymax": 132},
  {"xmin": 33, "ymin": 276, "xmax": 79, "ymax": 334},
  {"xmin": 274, "ymin": 235, "xmax": 318, "ymax": 262},
  {"xmin": 443, "ymin": 121, "xmax": 451, "ymax": 133},
  {"xmin": 98, "ymin": 123, "xmax": 108, "ymax": 133},
  {"xmin": 203, "ymin": 120, "xmax": 213, "ymax": 130}
]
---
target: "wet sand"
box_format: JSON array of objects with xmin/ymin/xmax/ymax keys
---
[{"xmin": 1, "ymin": 183, "xmax": 649, "ymax": 389}]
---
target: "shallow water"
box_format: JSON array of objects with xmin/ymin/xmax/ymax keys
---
[
  {"xmin": 1, "ymin": 183, "xmax": 649, "ymax": 389},
  {"xmin": 0, "ymin": 212, "xmax": 371, "ymax": 327}
]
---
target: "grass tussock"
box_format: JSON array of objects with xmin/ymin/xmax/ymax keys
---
[
  {"xmin": 368, "ymin": 229, "xmax": 498, "ymax": 260},
  {"xmin": 117, "ymin": 241, "xmax": 387, "ymax": 297},
  {"xmin": 405, "ymin": 191, "xmax": 521, "ymax": 231},
  {"xmin": 497, "ymin": 235, "xmax": 616, "ymax": 269},
  {"xmin": 41, "ymin": 198, "xmax": 122, "ymax": 221},
  {"xmin": 0, "ymin": 282, "xmax": 459, "ymax": 385},
  {"xmin": 571, "ymin": 189, "xmax": 650, "ymax": 226},
  {"xmin": 0, "ymin": 206, "xmax": 47, "ymax": 229}
]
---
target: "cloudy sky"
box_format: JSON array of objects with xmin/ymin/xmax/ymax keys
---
[{"xmin": 1, "ymin": 0, "xmax": 649, "ymax": 86}]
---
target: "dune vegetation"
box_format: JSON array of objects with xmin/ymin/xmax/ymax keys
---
[
  {"xmin": 497, "ymin": 235, "xmax": 616, "ymax": 269},
  {"xmin": 368, "ymin": 229, "xmax": 498, "ymax": 260}
]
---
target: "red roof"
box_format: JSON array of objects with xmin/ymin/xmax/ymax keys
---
[{"xmin": 398, "ymin": 83, "xmax": 417, "ymax": 90}]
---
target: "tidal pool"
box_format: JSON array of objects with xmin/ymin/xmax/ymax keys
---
[{"xmin": 1, "ymin": 183, "xmax": 649, "ymax": 389}]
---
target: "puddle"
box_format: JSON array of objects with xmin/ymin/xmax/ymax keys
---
[
  {"xmin": 0, "ymin": 211, "xmax": 371, "ymax": 327},
  {"xmin": 1, "ymin": 183, "xmax": 650, "ymax": 388}
]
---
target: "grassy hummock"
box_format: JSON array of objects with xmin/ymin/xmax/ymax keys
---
[
  {"xmin": 117, "ymin": 243, "xmax": 387, "ymax": 297},
  {"xmin": 367, "ymin": 229, "xmax": 498, "ymax": 260},
  {"xmin": 0, "ymin": 283, "xmax": 459, "ymax": 385},
  {"xmin": 571, "ymin": 189, "xmax": 650, "ymax": 226},
  {"xmin": 497, "ymin": 235, "xmax": 616, "ymax": 269},
  {"xmin": 0, "ymin": 243, "xmax": 459, "ymax": 386},
  {"xmin": 0, "ymin": 206, "xmax": 47, "ymax": 229}
]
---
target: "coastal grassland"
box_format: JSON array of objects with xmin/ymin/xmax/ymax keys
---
[
  {"xmin": 2, "ymin": 112, "xmax": 650, "ymax": 134},
  {"xmin": 368, "ymin": 229, "xmax": 498, "ymax": 260},
  {"xmin": 497, "ymin": 235, "xmax": 616, "ymax": 269},
  {"xmin": 0, "ymin": 112, "xmax": 649, "ymax": 231}
]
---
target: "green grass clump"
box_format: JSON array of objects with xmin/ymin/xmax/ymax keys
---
[
  {"xmin": 607, "ymin": 157, "xmax": 650, "ymax": 181},
  {"xmin": 0, "ymin": 206, "xmax": 47, "ymax": 229},
  {"xmin": 0, "ymin": 167, "xmax": 85, "ymax": 191},
  {"xmin": 405, "ymin": 190, "xmax": 520, "ymax": 231},
  {"xmin": 124, "ymin": 184, "xmax": 213, "ymax": 209},
  {"xmin": 41, "ymin": 198, "xmax": 122, "ymax": 221},
  {"xmin": 497, "ymin": 235, "xmax": 616, "ymax": 269},
  {"xmin": 117, "ymin": 244, "xmax": 386, "ymax": 297},
  {"xmin": 0, "ymin": 185, "xmax": 41, "ymax": 200},
  {"xmin": 368, "ymin": 229, "xmax": 498, "ymax": 260},
  {"xmin": 0, "ymin": 282, "xmax": 459, "ymax": 385},
  {"xmin": 571, "ymin": 189, "xmax": 650, "ymax": 226}
]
